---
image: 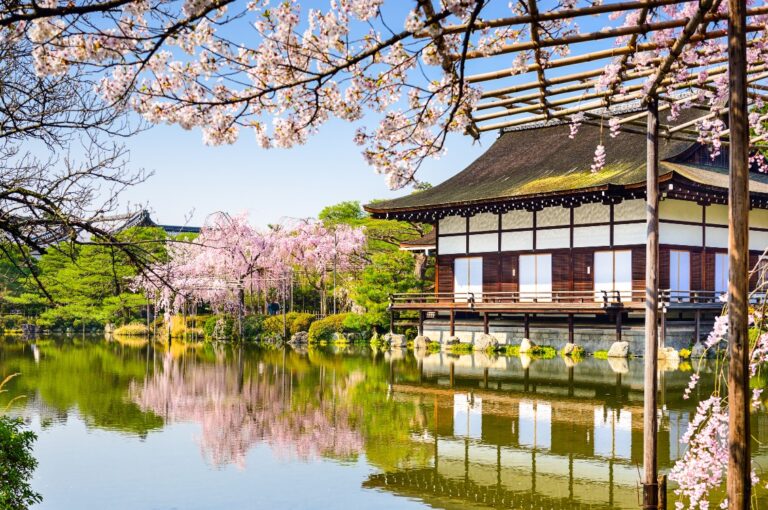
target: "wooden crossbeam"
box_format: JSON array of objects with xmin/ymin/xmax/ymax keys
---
[{"xmin": 642, "ymin": 0, "xmax": 717, "ymax": 104}]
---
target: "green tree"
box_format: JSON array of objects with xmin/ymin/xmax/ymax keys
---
[{"xmin": 0, "ymin": 416, "xmax": 42, "ymax": 510}]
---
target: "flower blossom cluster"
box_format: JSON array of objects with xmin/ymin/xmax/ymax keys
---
[{"xmin": 133, "ymin": 212, "xmax": 365, "ymax": 314}]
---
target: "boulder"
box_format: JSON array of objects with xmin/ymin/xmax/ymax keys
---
[
  {"xmin": 519, "ymin": 338, "xmax": 536, "ymax": 354},
  {"xmin": 442, "ymin": 336, "xmax": 461, "ymax": 350},
  {"xmin": 388, "ymin": 334, "xmax": 407, "ymax": 348},
  {"xmin": 561, "ymin": 342, "xmax": 580, "ymax": 356},
  {"xmin": 289, "ymin": 331, "xmax": 309, "ymax": 344},
  {"xmin": 519, "ymin": 353, "xmax": 533, "ymax": 369},
  {"xmin": 474, "ymin": 351, "xmax": 498, "ymax": 368},
  {"xmin": 691, "ymin": 343, "xmax": 709, "ymax": 358},
  {"xmin": 561, "ymin": 355, "xmax": 576, "ymax": 368},
  {"xmin": 658, "ymin": 346, "xmax": 680, "ymax": 362},
  {"xmin": 607, "ymin": 341, "xmax": 629, "ymax": 358},
  {"xmin": 413, "ymin": 335, "xmax": 431, "ymax": 349},
  {"xmin": 332, "ymin": 332, "xmax": 349, "ymax": 344},
  {"xmin": 474, "ymin": 333, "xmax": 499, "ymax": 351}
]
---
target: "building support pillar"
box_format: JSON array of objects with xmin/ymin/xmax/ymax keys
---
[
  {"xmin": 568, "ymin": 314, "xmax": 574, "ymax": 344},
  {"xmin": 643, "ymin": 96, "xmax": 660, "ymax": 510},
  {"xmin": 483, "ymin": 312, "xmax": 490, "ymax": 335},
  {"xmin": 524, "ymin": 313, "xmax": 530, "ymax": 339},
  {"xmin": 615, "ymin": 312, "xmax": 623, "ymax": 342},
  {"xmin": 449, "ymin": 310, "xmax": 456, "ymax": 337},
  {"xmin": 418, "ymin": 311, "xmax": 425, "ymax": 336},
  {"xmin": 727, "ymin": 1, "xmax": 751, "ymax": 507}
]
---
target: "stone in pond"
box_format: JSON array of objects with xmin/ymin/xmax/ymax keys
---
[
  {"xmin": 607, "ymin": 341, "xmax": 629, "ymax": 358},
  {"xmin": 474, "ymin": 333, "xmax": 498, "ymax": 351},
  {"xmin": 389, "ymin": 334, "xmax": 407, "ymax": 348},
  {"xmin": 519, "ymin": 338, "xmax": 536, "ymax": 353},
  {"xmin": 561, "ymin": 342, "xmax": 579, "ymax": 356},
  {"xmin": 289, "ymin": 331, "xmax": 309, "ymax": 344},
  {"xmin": 413, "ymin": 335, "xmax": 431, "ymax": 349}
]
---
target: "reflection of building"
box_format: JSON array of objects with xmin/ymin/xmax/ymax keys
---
[{"xmin": 366, "ymin": 353, "xmax": 733, "ymax": 509}]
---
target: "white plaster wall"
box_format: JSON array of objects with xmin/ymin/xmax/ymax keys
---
[
  {"xmin": 501, "ymin": 210, "xmax": 533, "ymax": 229},
  {"xmin": 439, "ymin": 215, "xmax": 466, "ymax": 234},
  {"xmin": 660, "ymin": 222, "xmax": 702, "ymax": 246},
  {"xmin": 613, "ymin": 222, "xmax": 646, "ymax": 246},
  {"xmin": 438, "ymin": 235, "xmax": 466, "ymax": 254},
  {"xmin": 750, "ymin": 209, "xmax": 768, "ymax": 229},
  {"xmin": 750, "ymin": 230, "xmax": 768, "ymax": 252},
  {"xmin": 574, "ymin": 202, "xmax": 609, "ymax": 224},
  {"xmin": 705, "ymin": 226, "xmax": 728, "ymax": 248},
  {"xmin": 469, "ymin": 233, "xmax": 498, "ymax": 253},
  {"xmin": 537, "ymin": 206, "xmax": 570, "ymax": 227},
  {"xmin": 501, "ymin": 230, "xmax": 534, "ymax": 251},
  {"xmin": 537, "ymin": 227, "xmax": 570, "ymax": 249},
  {"xmin": 614, "ymin": 199, "xmax": 645, "ymax": 221},
  {"xmin": 573, "ymin": 225, "xmax": 610, "ymax": 248},
  {"xmin": 707, "ymin": 204, "xmax": 729, "ymax": 225},
  {"xmin": 469, "ymin": 212, "xmax": 498, "ymax": 232},
  {"xmin": 660, "ymin": 199, "xmax": 702, "ymax": 222}
]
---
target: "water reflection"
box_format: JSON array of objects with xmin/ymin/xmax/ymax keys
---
[{"xmin": 1, "ymin": 337, "xmax": 766, "ymax": 509}]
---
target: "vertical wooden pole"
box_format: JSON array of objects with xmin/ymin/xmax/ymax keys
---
[
  {"xmin": 643, "ymin": 97, "xmax": 660, "ymax": 510},
  {"xmin": 483, "ymin": 312, "xmax": 490, "ymax": 335},
  {"xmin": 419, "ymin": 311, "xmax": 425, "ymax": 336},
  {"xmin": 524, "ymin": 313, "xmax": 530, "ymax": 339},
  {"xmin": 658, "ymin": 474, "xmax": 667, "ymax": 510},
  {"xmin": 615, "ymin": 312, "xmax": 623, "ymax": 342},
  {"xmin": 727, "ymin": 0, "xmax": 751, "ymax": 507},
  {"xmin": 449, "ymin": 309, "xmax": 456, "ymax": 336},
  {"xmin": 568, "ymin": 314, "xmax": 574, "ymax": 344}
]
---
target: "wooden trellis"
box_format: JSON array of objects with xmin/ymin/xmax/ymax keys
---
[{"xmin": 421, "ymin": 1, "xmax": 762, "ymax": 508}]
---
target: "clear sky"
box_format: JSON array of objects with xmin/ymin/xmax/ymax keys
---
[{"xmin": 118, "ymin": 118, "xmax": 493, "ymax": 228}]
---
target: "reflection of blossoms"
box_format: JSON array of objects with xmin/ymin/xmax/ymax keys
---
[{"xmin": 130, "ymin": 354, "xmax": 363, "ymax": 468}]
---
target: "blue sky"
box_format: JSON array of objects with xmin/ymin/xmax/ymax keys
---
[{"xmin": 119, "ymin": 119, "xmax": 492, "ymax": 228}]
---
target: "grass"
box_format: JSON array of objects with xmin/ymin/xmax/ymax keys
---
[
  {"xmin": 426, "ymin": 341, "xmax": 441, "ymax": 353},
  {"xmin": 593, "ymin": 350, "xmax": 609, "ymax": 360},
  {"xmin": 447, "ymin": 342, "xmax": 474, "ymax": 354},
  {"xmin": 560, "ymin": 345, "xmax": 584, "ymax": 360},
  {"xmin": 496, "ymin": 344, "xmax": 556, "ymax": 359},
  {"xmin": 113, "ymin": 323, "xmax": 150, "ymax": 336}
]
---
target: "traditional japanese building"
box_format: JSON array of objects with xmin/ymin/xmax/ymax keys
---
[{"xmin": 364, "ymin": 117, "xmax": 768, "ymax": 350}]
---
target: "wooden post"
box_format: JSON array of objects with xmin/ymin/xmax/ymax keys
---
[
  {"xmin": 390, "ymin": 308, "xmax": 395, "ymax": 334},
  {"xmin": 694, "ymin": 309, "xmax": 701, "ymax": 344},
  {"xmin": 727, "ymin": 0, "xmax": 751, "ymax": 507},
  {"xmin": 568, "ymin": 314, "xmax": 574, "ymax": 344},
  {"xmin": 658, "ymin": 474, "xmax": 667, "ymax": 510},
  {"xmin": 615, "ymin": 312, "xmax": 623, "ymax": 342},
  {"xmin": 524, "ymin": 313, "xmax": 530, "ymax": 339},
  {"xmin": 449, "ymin": 309, "xmax": 456, "ymax": 336},
  {"xmin": 643, "ymin": 97, "xmax": 660, "ymax": 510},
  {"xmin": 418, "ymin": 311, "xmax": 425, "ymax": 336},
  {"xmin": 483, "ymin": 312, "xmax": 490, "ymax": 335},
  {"xmin": 449, "ymin": 362, "xmax": 455, "ymax": 388}
]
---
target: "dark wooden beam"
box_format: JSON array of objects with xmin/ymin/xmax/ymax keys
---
[
  {"xmin": 643, "ymin": 97, "xmax": 660, "ymax": 510},
  {"xmin": 727, "ymin": 0, "xmax": 752, "ymax": 506}
]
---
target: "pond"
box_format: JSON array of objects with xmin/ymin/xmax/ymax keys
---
[{"xmin": 0, "ymin": 337, "xmax": 766, "ymax": 509}]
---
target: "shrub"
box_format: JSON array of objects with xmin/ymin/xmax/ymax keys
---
[
  {"xmin": 528, "ymin": 345, "xmax": 557, "ymax": 359},
  {"xmin": 204, "ymin": 316, "xmax": 235, "ymax": 340},
  {"xmin": 679, "ymin": 347, "xmax": 692, "ymax": 360},
  {"xmin": 308, "ymin": 313, "xmax": 349, "ymax": 343},
  {"xmin": 0, "ymin": 416, "xmax": 41, "ymax": 510},
  {"xmin": 262, "ymin": 315, "xmax": 285, "ymax": 338},
  {"xmin": 501, "ymin": 345, "xmax": 520, "ymax": 356},
  {"xmin": 242, "ymin": 315, "xmax": 265, "ymax": 339},
  {"xmin": 0, "ymin": 315, "xmax": 27, "ymax": 331},
  {"xmin": 593, "ymin": 350, "xmax": 609, "ymax": 360},
  {"xmin": 289, "ymin": 313, "xmax": 315, "ymax": 334},
  {"xmin": 447, "ymin": 342, "xmax": 473, "ymax": 354},
  {"xmin": 113, "ymin": 323, "xmax": 150, "ymax": 336}
]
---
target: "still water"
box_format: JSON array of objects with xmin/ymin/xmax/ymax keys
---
[{"xmin": 0, "ymin": 337, "xmax": 765, "ymax": 509}]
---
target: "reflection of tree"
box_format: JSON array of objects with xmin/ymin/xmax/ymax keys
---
[{"xmin": 130, "ymin": 353, "xmax": 364, "ymax": 468}]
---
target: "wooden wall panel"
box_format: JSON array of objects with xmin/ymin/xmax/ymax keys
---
[
  {"xmin": 703, "ymin": 251, "xmax": 715, "ymax": 291},
  {"xmin": 500, "ymin": 253, "xmax": 519, "ymax": 293},
  {"xmin": 690, "ymin": 249, "xmax": 703, "ymax": 291},
  {"xmin": 552, "ymin": 253, "xmax": 572, "ymax": 294},
  {"xmin": 572, "ymin": 250, "xmax": 593, "ymax": 293},
  {"xmin": 437, "ymin": 256, "xmax": 454, "ymax": 297},
  {"xmin": 631, "ymin": 247, "xmax": 645, "ymax": 293},
  {"xmin": 483, "ymin": 254, "xmax": 500, "ymax": 294},
  {"xmin": 659, "ymin": 247, "xmax": 670, "ymax": 289},
  {"xmin": 750, "ymin": 253, "xmax": 760, "ymax": 291}
]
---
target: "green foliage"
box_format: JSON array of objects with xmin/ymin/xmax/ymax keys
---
[
  {"xmin": 593, "ymin": 350, "xmax": 609, "ymax": 360},
  {"xmin": 242, "ymin": 316, "xmax": 264, "ymax": 339},
  {"xmin": 113, "ymin": 323, "xmax": 150, "ymax": 336},
  {"xmin": 349, "ymin": 251, "xmax": 421, "ymax": 330},
  {"xmin": 527, "ymin": 345, "xmax": 557, "ymax": 359},
  {"xmin": 447, "ymin": 342, "xmax": 473, "ymax": 354},
  {"xmin": 0, "ymin": 315, "xmax": 26, "ymax": 331},
  {"xmin": 262, "ymin": 315, "xmax": 286, "ymax": 338},
  {"xmin": 289, "ymin": 313, "xmax": 315, "ymax": 334},
  {"xmin": 204, "ymin": 316, "xmax": 235, "ymax": 340},
  {"xmin": 0, "ymin": 416, "xmax": 41, "ymax": 509},
  {"xmin": 308, "ymin": 314, "xmax": 349, "ymax": 342},
  {"xmin": 561, "ymin": 345, "xmax": 584, "ymax": 359},
  {"xmin": 500, "ymin": 345, "xmax": 520, "ymax": 356}
]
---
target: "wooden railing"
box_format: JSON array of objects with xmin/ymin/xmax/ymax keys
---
[{"xmin": 389, "ymin": 289, "xmax": 737, "ymax": 309}]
